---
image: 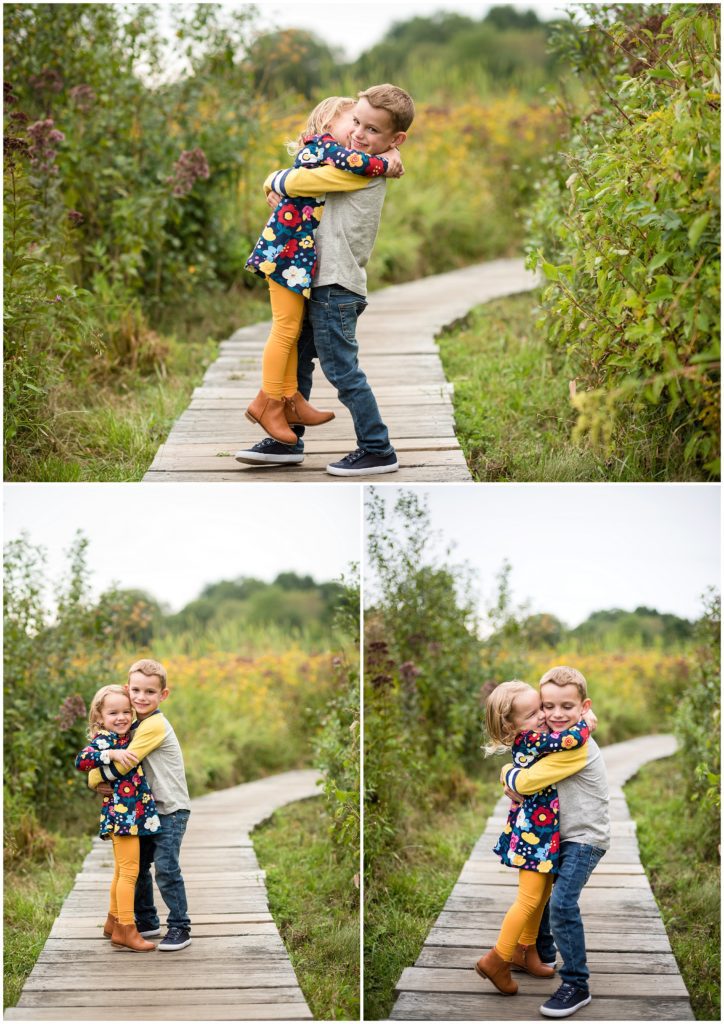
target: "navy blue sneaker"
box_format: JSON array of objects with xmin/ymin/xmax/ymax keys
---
[
  {"xmin": 326, "ymin": 447, "xmax": 398, "ymax": 477},
  {"xmin": 158, "ymin": 926, "xmax": 191, "ymax": 951},
  {"xmin": 235, "ymin": 437, "xmax": 304, "ymax": 465},
  {"xmin": 540, "ymin": 983, "xmax": 591, "ymax": 1018},
  {"xmin": 137, "ymin": 925, "xmax": 161, "ymax": 938}
]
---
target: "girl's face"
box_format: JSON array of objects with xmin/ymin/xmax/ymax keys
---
[
  {"xmin": 327, "ymin": 106, "xmax": 356, "ymax": 147},
  {"xmin": 512, "ymin": 689, "xmax": 546, "ymax": 733},
  {"xmin": 100, "ymin": 693, "xmax": 133, "ymax": 735}
]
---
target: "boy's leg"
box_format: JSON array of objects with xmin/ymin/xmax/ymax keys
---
[
  {"xmin": 153, "ymin": 809, "xmax": 192, "ymax": 947},
  {"xmin": 134, "ymin": 834, "xmax": 160, "ymax": 934},
  {"xmin": 308, "ymin": 285, "xmax": 396, "ymax": 465},
  {"xmin": 541, "ymin": 842, "xmax": 606, "ymax": 1017}
]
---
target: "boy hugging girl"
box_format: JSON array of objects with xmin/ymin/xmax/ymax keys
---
[
  {"xmin": 480, "ymin": 666, "xmax": 610, "ymax": 1019},
  {"xmin": 76, "ymin": 658, "xmax": 191, "ymax": 953}
]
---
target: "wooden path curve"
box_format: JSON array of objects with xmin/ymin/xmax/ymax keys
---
[
  {"xmin": 389, "ymin": 734, "xmax": 695, "ymax": 1021},
  {"xmin": 7, "ymin": 769, "xmax": 321, "ymax": 1021},
  {"xmin": 144, "ymin": 259, "xmax": 538, "ymax": 482}
]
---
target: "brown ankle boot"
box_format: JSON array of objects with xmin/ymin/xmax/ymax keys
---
[
  {"xmin": 284, "ymin": 391, "xmax": 335, "ymax": 427},
  {"xmin": 103, "ymin": 913, "xmax": 118, "ymax": 939},
  {"xmin": 475, "ymin": 948, "xmax": 518, "ymax": 995},
  {"xmin": 246, "ymin": 390, "xmax": 298, "ymax": 445},
  {"xmin": 111, "ymin": 921, "xmax": 156, "ymax": 952},
  {"xmin": 511, "ymin": 943, "xmax": 555, "ymax": 977}
]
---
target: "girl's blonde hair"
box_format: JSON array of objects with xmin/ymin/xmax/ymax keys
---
[
  {"xmin": 289, "ymin": 95, "xmax": 356, "ymax": 153},
  {"xmin": 87, "ymin": 684, "xmax": 131, "ymax": 739},
  {"xmin": 483, "ymin": 680, "xmax": 537, "ymax": 755}
]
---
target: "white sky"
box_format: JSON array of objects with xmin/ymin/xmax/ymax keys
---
[
  {"xmin": 365, "ymin": 485, "xmax": 721, "ymax": 627},
  {"xmin": 256, "ymin": 1, "xmax": 564, "ymax": 60},
  {"xmin": 4, "ymin": 484, "xmax": 361, "ymax": 611}
]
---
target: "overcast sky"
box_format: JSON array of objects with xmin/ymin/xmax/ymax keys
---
[
  {"xmin": 257, "ymin": 1, "xmax": 564, "ymax": 60},
  {"xmin": 4, "ymin": 484, "xmax": 361, "ymax": 611},
  {"xmin": 365, "ymin": 485, "xmax": 720, "ymax": 627}
]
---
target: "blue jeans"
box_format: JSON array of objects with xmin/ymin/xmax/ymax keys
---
[
  {"xmin": 296, "ymin": 284, "xmax": 394, "ymax": 456},
  {"xmin": 537, "ymin": 841, "xmax": 606, "ymax": 990},
  {"xmin": 135, "ymin": 809, "xmax": 191, "ymax": 932}
]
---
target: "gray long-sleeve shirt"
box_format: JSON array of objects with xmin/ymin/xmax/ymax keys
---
[{"xmin": 313, "ymin": 178, "xmax": 387, "ymax": 297}]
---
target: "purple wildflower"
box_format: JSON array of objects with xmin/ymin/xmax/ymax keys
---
[
  {"xmin": 29, "ymin": 67, "xmax": 64, "ymax": 94},
  {"xmin": 69, "ymin": 84, "xmax": 95, "ymax": 112},
  {"xmin": 167, "ymin": 147, "xmax": 210, "ymax": 197},
  {"xmin": 67, "ymin": 209, "xmax": 84, "ymax": 226},
  {"xmin": 55, "ymin": 693, "xmax": 86, "ymax": 731},
  {"xmin": 27, "ymin": 118, "xmax": 65, "ymax": 174}
]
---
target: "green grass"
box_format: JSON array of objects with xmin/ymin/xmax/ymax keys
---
[
  {"xmin": 437, "ymin": 292, "xmax": 704, "ymax": 481},
  {"xmin": 364, "ymin": 771, "xmax": 500, "ymax": 1020},
  {"xmin": 253, "ymin": 796, "xmax": 360, "ymax": 1021},
  {"xmin": 624, "ymin": 752, "xmax": 720, "ymax": 1021},
  {"xmin": 4, "ymin": 830, "xmax": 92, "ymax": 1009},
  {"xmin": 7, "ymin": 284, "xmax": 270, "ymax": 482}
]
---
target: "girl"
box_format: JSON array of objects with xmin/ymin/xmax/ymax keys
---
[
  {"xmin": 476, "ymin": 680, "xmax": 589, "ymax": 995},
  {"xmin": 244, "ymin": 95, "xmax": 397, "ymax": 444},
  {"xmin": 75, "ymin": 684, "xmax": 161, "ymax": 952}
]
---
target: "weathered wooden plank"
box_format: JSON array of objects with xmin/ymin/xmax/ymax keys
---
[
  {"xmin": 424, "ymin": 927, "xmax": 671, "ymax": 953},
  {"xmin": 396, "ymin": 966, "xmax": 689, "ymax": 998},
  {"xmin": 7, "ymin": 1007, "xmax": 312, "ymax": 1021},
  {"xmin": 389, "ymin": 992, "xmax": 694, "ymax": 1020},
  {"xmin": 415, "ymin": 946, "xmax": 680, "ymax": 973},
  {"xmin": 143, "ymin": 465, "xmax": 473, "ymax": 482}
]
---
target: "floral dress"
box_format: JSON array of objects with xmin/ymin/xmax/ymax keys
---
[
  {"xmin": 245, "ymin": 133, "xmax": 388, "ymax": 298},
  {"xmin": 493, "ymin": 720, "xmax": 589, "ymax": 875},
  {"xmin": 75, "ymin": 729, "xmax": 161, "ymax": 840}
]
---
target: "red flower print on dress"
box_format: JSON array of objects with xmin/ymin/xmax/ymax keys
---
[
  {"xmin": 135, "ymin": 801, "xmax": 145, "ymax": 818},
  {"xmin": 118, "ymin": 780, "xmax": 137, "ymax": 798},
  {"xmin": 281, "ymin": 239, "xmax": 299, "ymax": 257},
  {"xmin": 550, "ymin": 834, "xmax": 560, "ymax": 853},
  {"xmin": 278, "ymin": 204, "xmax": 302, "ymax": 228},
  {"xmin": 531, "ymin": 806, "xmax": 555, "ymax": 827}
]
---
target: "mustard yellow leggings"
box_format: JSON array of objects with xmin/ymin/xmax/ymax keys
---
[
  {"xmin": 109, "ymin": 834, "xmax": 140, "ymax": 925},
  {"xmin": 495, "ymin": 870, "xmax": 553, "ymax": 961},
  {"xmin": 262, "ymin": 279, "xmax": 305, "ymax": 399}
]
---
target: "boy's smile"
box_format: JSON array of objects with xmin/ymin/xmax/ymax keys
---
[
  {"xmin": 541, "ymin": 682, "xmax": 591, "ymax": 731},
  {"xmin": 127, "ymin": 671, "xmax": 168, "ymax": 720},
  {"xmin": 350, "ymin": 96, "xmax": 406, "ymax": 155}
]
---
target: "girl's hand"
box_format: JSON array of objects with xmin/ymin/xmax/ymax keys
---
[
  {"xmin": 582, "ymin": 708, "xmax": 598, "ymax": 733},
  {"xmin": 380, "ymin": 149, "xmax": 404, "ymax": 178}
]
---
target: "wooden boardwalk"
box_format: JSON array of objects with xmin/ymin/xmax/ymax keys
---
[
  {"xmin": 7, "ymin": 770, "xmax": 321, "ymax": 1021},
  {"xmin": 143, "ymin": 259, "xmax": 538, "ymax": 482},
  {"xmin": 389, "ymin": 734, "xmax": 695, "ymax": 1021}
]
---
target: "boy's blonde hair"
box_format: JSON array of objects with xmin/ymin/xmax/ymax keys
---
[
  {"xmin": 358, "ymin": 83, "xmax": 415, "ymax": 132},
  {"xmin": 291, "ymin": 95, "xmax": 356, "ymax": 152},
  {"xmin": 87, "ymin": 684, "xmax": 131, "ymax": 739},
  {"xmin": 128, "ymin": 658, "xmax": 167, "ymax": 689},
  {"xmin": 539, "ymin": 665, "xmax": 588, "ymax": 700},
  {"xmin": 483, "ymin": 680, "xmax": 537, "ymax": 755}
]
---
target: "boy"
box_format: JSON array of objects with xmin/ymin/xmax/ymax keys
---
[
  {"xmin": 236, "ymin": 84, "xmax": 414, "ymax": 476},
  {"xmin": 89, "ymin": 659, "xmax": 192, "ymax": 951},
  {"xmin": 501, "ymin": 666, "xmax": 610, "ymax": 1019}
]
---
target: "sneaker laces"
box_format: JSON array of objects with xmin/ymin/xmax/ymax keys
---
[{"xmin": 339, "ymin": 447, "xmax": 366, "ymax": 465}]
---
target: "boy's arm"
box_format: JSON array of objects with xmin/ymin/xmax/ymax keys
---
[
  {"xmin": 503, "ymin": 744, "xmax": 589, "ymax": 796},
  {"xmin": 264, "ymin": 166, "xmax": 374, "ymax": 199},
  {"xmin": 97, "ymin": 715, "xmax": 167, "ymax": 778}
]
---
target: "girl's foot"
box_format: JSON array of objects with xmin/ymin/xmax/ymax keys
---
[
  {"xmin": 512, "ymin": 942, "xmax": 556, "ymax": 977},
  {"xmin": 111, "ymin": 922, "xmax": 156, "ymax": 952},
  {"xmin": 475, "ymin": 947, "xmax": 518, "ymax": 995},
  {"xmin": 284, "ymin": 391, "xmax": 335, "ymax": 427},
  {"xmin": 103, "ymin": 913, "xmax": 118, "ymax": 939},
  {"xmin": 246, "ymin": 390, "xmax": 298, "ymax": 445}
]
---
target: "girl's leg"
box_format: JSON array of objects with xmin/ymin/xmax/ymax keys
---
[
  {"xmin": 112, "ymin": 834, "xmax": 140, "ymax": 925},
  {"xmin": 519, "ymin": 874, "xmax": 554, "ymax": 946},
  {"xmin": 109, "ymin": 841, "xmax": 121, "ymax": 919},
  {"xmin": 495, "ymin": 869, "xmax": 551, "ymax": 961},
  {"xmin": 262, "ymin": 280, "xmax": 305, "ymax": 399}
]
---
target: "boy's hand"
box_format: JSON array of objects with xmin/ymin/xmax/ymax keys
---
[
  {"xmin": 107, "ymin": 748, "xmax": 139, "ymax": 770},
  {"xmin": 266, "ymin": 190, "xmax": 282, "ymax": 211},
  {"xmin": 504, "ymin": 785, "xmax": 522, "ymax": 805},
  {"xmin": 380, "ymin": 148, "xmax": 404, "ymax": 178},
  {"xmin": 582, "ymin": 707, "xmax": 598, "ymax": 733},
  {"xmin": 96, "ymin": 782, "xmax": 113, "ymax": 798}
]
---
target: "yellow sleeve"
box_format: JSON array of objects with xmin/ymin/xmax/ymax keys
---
[
  {"xmin": 506, "ymin": 745, "xmax": 588, "ymax": 796},
  {"xmin": 101, "ymin": 716, "xmax": 167, "ymax": 777},
  {"xmin": 88, "ymin": 767, "xmax": 102, "ymax": 790},
  {"xmin": 264, "ymin": 166, "xmax": 372, "ymax": 198}
]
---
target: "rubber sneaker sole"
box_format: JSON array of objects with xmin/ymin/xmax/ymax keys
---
[
  {"xmin": 158, "ymin": 936, "xmax": 192, "ymax": 951},
  {"xmin": 137, "ymin": 927, "xmax": 161, "ymax": 938},
  {"xmin": 234, "ymin": 450, "xmax": 304, "ymax": 465},
  {"xmin": 326, "ymin": 459, "xmax": 399, "ymax": 477},
  {"xmin": 540, "ymin": 993, "xmax": 591, "ymax": 1017}
]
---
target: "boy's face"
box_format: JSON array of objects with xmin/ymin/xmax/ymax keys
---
[
  {"xmin": 127, "ymin": 671, "xmax": 168, "ymax": 720},
  {"xmin": 350, "ymin": 97, "xmax": 406, "ymax": 155},
  {"xmin": 540, "ymin": 682, "xmax": 591, "ymax": 731}
]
